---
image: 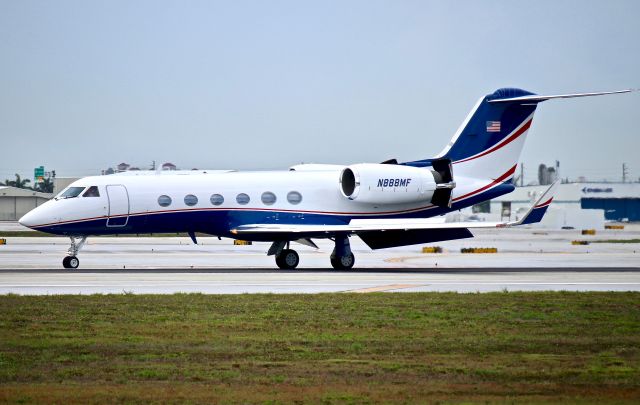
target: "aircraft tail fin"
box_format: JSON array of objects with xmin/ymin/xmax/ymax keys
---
[
  {"xmin": 405, "ymin": 88, "xmax": 632, "ymax": 183},
  {"xmin": 436, "ymin": 88, "xmax": 539, "ymax": 181}
]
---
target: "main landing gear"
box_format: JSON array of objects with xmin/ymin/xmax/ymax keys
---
[
  {"xmin": 268, "ymin": 235, "xmax": 355, "ymax": 270},
  {"xmin": 275, "ymin": 249, "xmax": 300, "ymax": 270},
  {"xmin": 330, "ymin": 253, "xmax": 355, "ymax": 270},
  {"xmin": 63, "ymin": 236, "xmax": 86, "ymax": 269},
  {"xmin": 330, "ymin": 234, "xmax": 355, "ymax": 270},
  {"xmin": 268, "ymin": 241, "xmax": 300, "ymax": 270}
]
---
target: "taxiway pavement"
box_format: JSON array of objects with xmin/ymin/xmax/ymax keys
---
[
  {"xmin": 1, "ymin": 227, "xmax": 638, "ymax": 294},
  {"xmin": 0, "ymin": 267, "xmax": 639, "ymax": 294}
]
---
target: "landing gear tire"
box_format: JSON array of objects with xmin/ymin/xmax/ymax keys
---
[
  {"xmin": 63, "ymin": 256, "xmax": 79, "ymax": 269},
  {"xmin": 276, "ymin": 249, "xmax": 299, "ymax": 270},
  {"xmin": 63, "ymin": 236, "xmax": 86, "ymax": 269},
  {"xmin": 330, "ymin": 253, "xmax": 355, "ymax": 270}
]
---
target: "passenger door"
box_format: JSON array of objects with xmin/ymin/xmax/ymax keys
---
[{"xmin": 106, "ymin": 185, "xmax": 130, "ymax": 227}]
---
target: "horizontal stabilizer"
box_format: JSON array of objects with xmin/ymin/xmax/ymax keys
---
[{"xmin": 488, "ymin": 89, "xmax": 632, "ymax": 104}]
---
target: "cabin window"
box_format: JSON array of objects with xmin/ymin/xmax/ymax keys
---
[
  {"xmin": 210, "ymin": 194, "xmax": 224, "ymax": 206},
  {"xmin": 261, "ymin": 191, "xmax": 276, "ymax": 205},
  {"xmin": 158, "ymin": 195, "xmax": 172, "ymax": 207},
  {"xmin": 184, "ymin": 194, "xmax": 198, "ymax": 206},
  {"xmin": 60, "ymin": 187, "xmax": 85, "ymax": 199},
  {"xmin": 236, "ymin": 193, "xmax": 250, "ymax": 205},
  {"xmin": 82, "ymin": 186, "xmax": 100, "ymax": 197},
  {"xmin": 287, "ymin": 191, "xmax": 302, "ymax": 205}
]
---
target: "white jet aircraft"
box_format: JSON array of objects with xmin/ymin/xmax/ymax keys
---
[{"xmin": 19, "ymin": 88, "xmax": 632, "ymax": 269}]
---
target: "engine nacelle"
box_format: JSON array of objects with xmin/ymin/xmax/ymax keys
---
[{"xmin": 339, "ymin": 163, "xmax": 438, "ymax": 204}]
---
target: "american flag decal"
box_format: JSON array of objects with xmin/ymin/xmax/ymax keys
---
[{"xmin": 486, "ymin": 121, "xmax": 501, "ymax": 132}]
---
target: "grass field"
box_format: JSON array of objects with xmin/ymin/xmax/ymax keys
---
[{"xmin": 0, "ymin": 292, "xmax": 639, "ymax": 404}]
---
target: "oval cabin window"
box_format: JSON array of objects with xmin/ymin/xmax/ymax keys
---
[
  {"xmin": 210, "ymin": 194, "xmax": 224, "ymax": 206},
  {"xmin": 184, "ymin": 194, "xmax": 198, "ymax": 206},
  {"xmin": 287, "ymin": 191, "xmax": 302, "ymax": 205},
  {"xmin": 236, "ymin": 193, "xmax": 250, "ymax": 205},
  {"xmin": 158, "ymin": 195, "xmax": 172, "ymax": 207},
  {"xmin": 261, "ymin": 191, "xmax": 276, "ymax": 205}
]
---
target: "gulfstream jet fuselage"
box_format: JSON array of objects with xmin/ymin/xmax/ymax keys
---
[{"xmin": 19, "ymin": 88, "xmax": 633, "ymax": 269}]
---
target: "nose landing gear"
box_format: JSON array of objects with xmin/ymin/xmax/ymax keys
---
[
  {"xmin": 62, "ymin": 256, "xmax": 80, "ymax": 269},
  {"xmin": 63, "ymin": 236, "xmax": 86, "ymax": 269}
]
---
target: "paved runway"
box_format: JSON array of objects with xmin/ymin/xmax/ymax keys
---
[
  {"xmin": 1, "ymin": 227, "xmax": 639, "ymax": 294},
  {"xmin": 1, "ymin": 268, "xmax": 639, "ymax": 294}
]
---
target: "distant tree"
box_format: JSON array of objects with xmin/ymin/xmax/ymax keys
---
[
  {"xmin": 36, "ymin": 177, "xmax": 54, "ymax": 193},
  {"xmin": 3, "ymin": 174, "xmax": 32, "ymax": 189}
]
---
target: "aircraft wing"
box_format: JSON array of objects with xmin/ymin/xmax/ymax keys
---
[{"xmin": 232, "ymin": 181, "xmax": 559, "ymax": 236}]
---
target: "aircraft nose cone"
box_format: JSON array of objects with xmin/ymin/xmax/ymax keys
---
[
  {"xmin": 19, "ymin": 208, "xmax": 42, "ymax": 229},
  {"xmin": 19, "ymin": 211, "xmax": 34, "ymax": 228}
]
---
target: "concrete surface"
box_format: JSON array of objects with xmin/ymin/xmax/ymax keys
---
[
  {"xmin": 0, "ymin": 268, "xmax": 638, "ymax": 294},
  {"xmin": 1, "ymin": 226, "xmax": 638, "ymax": 294}
]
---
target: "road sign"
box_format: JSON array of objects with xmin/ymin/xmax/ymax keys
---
[{"xmin": 34, "ymin": 166, "xmax": 45, "ymax": 183}]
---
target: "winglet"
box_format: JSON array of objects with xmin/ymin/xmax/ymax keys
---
[{"xmin": 510, "ymin": 181, "xmax": 559, "ymax": 226}]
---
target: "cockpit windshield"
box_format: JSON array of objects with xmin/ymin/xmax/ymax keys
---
[{"xmin": 59, "ymin": 187, "xmax": 85, "ymax": 199}]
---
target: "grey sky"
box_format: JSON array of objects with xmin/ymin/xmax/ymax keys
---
[{"xmin": 1, "ymin": 0, "xmax": 639, "ymax": 184}]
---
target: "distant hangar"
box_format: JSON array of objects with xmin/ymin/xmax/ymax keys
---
[
  {"xmin": 468, "ymin": 182, "xmax": 640, "ymax": 228},
  {"xmin": 0, "ymin": 186, "xmax": 53, "ymax": 221}
]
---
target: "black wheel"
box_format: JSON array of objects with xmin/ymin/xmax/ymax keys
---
[
  {"xmin": 276, "ymin": 249, "xmax": 299, "ymax": 270},
  {"xmin": 330, "ymin": 253, "xmax": 355, "ymax": 270},
  {"xmin": 63, "ymin": 256, "xmax": 79, "ymax": 269}
]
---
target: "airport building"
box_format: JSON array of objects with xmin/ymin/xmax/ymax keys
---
[
  {"xmin": 467, "ymin": 182, "xmax": 640, "ymax": 229},
  {"xmin": 0, "ymin": 186, "xmax": 53, "ymax": 221}
]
